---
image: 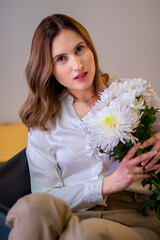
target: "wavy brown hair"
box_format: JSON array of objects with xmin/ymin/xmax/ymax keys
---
[{"xmin": 20, "ymin": 14, "xmax": 109, "ymax": 130}]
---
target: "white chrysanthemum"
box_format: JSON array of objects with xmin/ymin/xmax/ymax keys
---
[
  {"xmin": 81, "ymin": 100, "xmax": 141, "ymax": 152},
  {"xmin": 99, "ymin": 81, "xmax": 123, "ymax": 103},
  {"xmin": 96, "ymin": 81, "xmax": 127, "ymax": 110},
  {"xmin": 83, "ymin": 134, "xmax": 104, "ymax": 160},
  {"xmin": 129, "ymin": 109, "xmax": 142, "ymax": 138},
  {"xmin": 132, "ymin": 97, "xmax": 145, "ymax": 110},
  {"xmin": 117, "ymin": 92, "xmax": 136, "ymax": 108},
  {"xmin": 85, "ymin": 143, "xmax": 104, "ymax": 160},
  {"xmin": 122, "ymin": 78, "xmax": 147, "ymax": 96},
  {"xmin": 98, "ymin": 78, "xmax": 147, "ymax": 108},
  {"xmin": 117, "ymin": 92, "xmax": 145, "ymax": 111},
  {"xmin": 98, "ymin": 88, "xmax": 115, "ymax": 107},
  {"xmin": 81, "ymin": 78, "xmax": 147, "ymax": 155}
]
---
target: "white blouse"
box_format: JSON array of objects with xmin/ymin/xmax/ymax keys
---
[{"xmin": 26, "ymin": 78, "xmax": 160, "ymax": 212}]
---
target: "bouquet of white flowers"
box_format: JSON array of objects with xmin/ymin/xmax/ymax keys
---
[{"xmin": 81, "ymin": 78, "xmax": 160, "ymax": 219}]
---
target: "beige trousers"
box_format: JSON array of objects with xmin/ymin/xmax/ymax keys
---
[{"xmin": 6, "ymin": 192, "xmax": 160, "ymax": 240}]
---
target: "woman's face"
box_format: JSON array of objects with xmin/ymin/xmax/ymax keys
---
[{"xmin": 51, "ymin": 29, "xmax": 95, "ymax": 98}]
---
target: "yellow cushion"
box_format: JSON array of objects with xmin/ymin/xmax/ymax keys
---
[{"xmin": 0, "ymin": 122, "xmax": 28, "ymax": 163}]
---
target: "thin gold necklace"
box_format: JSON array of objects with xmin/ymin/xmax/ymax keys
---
[{"xmin": 74, "ymin": 93, "xmax": 95, "ymax": 108}]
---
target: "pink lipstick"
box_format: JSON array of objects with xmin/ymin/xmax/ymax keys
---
[{"xmin": 74, "ymin": 72, "xmax": 88, "ymax": 81}]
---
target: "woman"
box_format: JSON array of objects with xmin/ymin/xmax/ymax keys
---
[{"xmin": 5, "ymin": 14, "xmax": 160, "ymax": 239}]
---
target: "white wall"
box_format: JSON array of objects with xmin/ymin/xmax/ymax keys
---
[{"xmin": 0, "ymin": 0, "xmax": 160, "ymax": 123}]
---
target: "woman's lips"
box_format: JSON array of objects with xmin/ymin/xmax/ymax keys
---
[{"xmin": 74, "ymin": 72, "xmax": 88, "ymax": 81}]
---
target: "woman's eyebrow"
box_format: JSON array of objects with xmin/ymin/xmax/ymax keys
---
[{"xmin": 73, "ymin": 41, "xmax": 85, "ymax": 51}]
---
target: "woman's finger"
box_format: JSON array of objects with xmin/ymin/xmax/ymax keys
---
[
  {"xmin": 141, "ymin": 145, "xmax": 158, "ymax": 166},
  {"xmin": 140, "ymin": 143, "xmax": 160, "ymax": 166},
  {"xmin": 134, "ymin": 166, "xmax": 144, "ymax": 174},
  {"xmin": 124, "ymin": 142, "xmax": 141, "ymax": 160},
  {"xmin": 140, "ymin": 138, "xmax": 155, "ymax": 149},
  {"xmin": 140, "ymin": 133, "xmax": 160, "ymax": 149},
  {"xmin": 134, "ymin": 172, "xmax": 152, "ymax": 181},
  {"xmin": 132, "ymin": 150, "xmax": 158, "ymax": 166},
  {"xmin": 144, "ymin": 151, "xmax": 160, "ymax": 170},
  {"xmin": 145, "ymin": 164, "xmax": 160, "ymax": 173},
  {"xmin": 155, "ymin": 166, "xmax": 160, "ymax": 174}
]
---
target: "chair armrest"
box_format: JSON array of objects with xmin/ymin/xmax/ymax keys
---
[{"xmin": 0, "ymin": 149, "xmax": 31, "ymax": 212}]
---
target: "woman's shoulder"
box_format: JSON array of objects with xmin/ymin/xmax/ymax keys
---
[{"xmin": 28, "ymin": 127, "xmax": 50, "ymax": 149}]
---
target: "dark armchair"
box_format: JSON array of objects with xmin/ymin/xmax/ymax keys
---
[{"xmin": 0, "ymin": 149, "xmax": 31, "ymax": 213}]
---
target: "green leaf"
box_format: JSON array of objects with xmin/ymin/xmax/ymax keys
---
[
  {"xmin": 150, "ymin": 201, "xmax": 156, "ymax": 210},
  {"xmin": 140, "ymin": 200, "xmax": 150, "ymax": 216},
  {"xmin": 156, "ymin": 205, "xmax": 160, "ymax": 219}
]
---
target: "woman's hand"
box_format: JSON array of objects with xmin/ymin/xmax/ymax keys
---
[
  {"xmin": 102, "ymin": 143, "xmax": 158, "ymax": 198},
  {"xmin": 140, "ymin": 132, "xmax": 160, "ymax": 174}
]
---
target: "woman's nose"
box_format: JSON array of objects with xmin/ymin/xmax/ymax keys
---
[{"xmin": 71, "ymin": 55, "xmax": 83, "ymax": 70}]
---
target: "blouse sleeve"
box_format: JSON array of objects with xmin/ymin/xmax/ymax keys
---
[{"xmin": 26, "ymin": 128, "xmax": 105, "ymax": 212}]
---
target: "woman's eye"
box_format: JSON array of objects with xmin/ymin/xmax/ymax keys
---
[
  {"xmin": 56, "ymin": 56, "xmax": 66, "ymax": 62},
  {"xmin": 76, "ymin": 45, "xmax": 84, "ymax": 54}
]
